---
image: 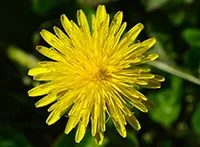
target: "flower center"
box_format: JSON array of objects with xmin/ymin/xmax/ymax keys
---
[{"xmin": 92, "ymin": 68, "xmax": 111, "ymax": 82}]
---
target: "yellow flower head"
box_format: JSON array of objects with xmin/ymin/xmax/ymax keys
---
[{"xmin": 28, "ymin": 5, "xmax": 164, "ymax": 144}]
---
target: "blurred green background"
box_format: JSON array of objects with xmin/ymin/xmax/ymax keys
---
[{"xmin": 1, "ymin": 0, "xmax": 200, "ymax": 146}]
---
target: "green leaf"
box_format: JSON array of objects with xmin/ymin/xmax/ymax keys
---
[
  {"xmin": 182, "ymin": 28, "xmax": 200, "ymax": 47},
  {"xmin": 127, "ymin": 131, "xmax": 139, "ymax": 147},
  {"xmin": 157, "ymin": 140, "xmax": 173, "ymax": 147},
  {"xmin": 0, "ymin": 126, "xmax": 32, "ymax": 147},
  {"xmin": 144, "ymin": 0, "xmax": 169, "ymax": 11},
  {"xmin": 148, "ymin": 77, "xmax": 182, "ymax": 127},
  {"xmin": 168, "ymin": 10, "xmax": 185, "ymax": 26},
  {"xmin": 7, "ymin": 45, "xmax": 38, "ymax": 68},
  {"xmin": 53, "ymin": 129, "xmax": 108, "ymax": 147},
  {"xmin": 77, "ymin": 0, "xmax": 116, "ymax": 7},
  {"xmin": 52, "ymin": 133, "xmax": 74, "ymax": 147},
  {"xmin": 75, "ymin": 128, "xmax": 108, "ymax": 147},
  {"xmin": 32, "ymin": 0, "xmax": 56, "ymax": 15},
  {"xmin": 184, "ymin": 47, "xmax": 200, "ymax": 71},
  {"xmin": 191, "ymin": 103, "xmax": 200, "ymax": 135},
  {"xmin": 31, "ymin": 0, "xmax": 69, "ymax": 15}
]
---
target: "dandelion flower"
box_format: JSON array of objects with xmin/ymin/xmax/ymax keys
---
[{"xmin": 28, "ymin": 5, "xmax": 164, "ymax": 144}]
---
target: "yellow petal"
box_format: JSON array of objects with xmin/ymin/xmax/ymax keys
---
[
  {"xmin": 135, "ymin": 91, "xmax": 148, "ymax": 101},
  {"xmin": 132, "ymin": 101, "xmax": 148, "ymax": 112},
  {"xmin": 60, "ymin": 14, "xmax": 72, "ymax": 36},
  {"xmin": 112, "ymin": 22, "xmax": 127, "ymax": 49},
  {"xmin": 28, "ymin": 66, "xmax": 50, "ymax": 76},
  {"xmin": 36, "ymin": 46, "xmax": 65, "ymax": 62},
  {"xmin": 35, "ymin": 93, "xmax": 57, "ymax": 108},
  {"xmin": 91, "ymin": 15, "xmax": 97, "ymax": 34},
  {"xmin": 33, "ymin": 72, "xmax": 62, "ymax": 81},
  {"xmin": 53, "ymin": 26, "xmax": 69, "ymax": 40},
  {"xmin": 133, "ymin": 79, "xmax": 148, "ymax": 85},
  {"xmin": 141, "ymin": 37, "xmax": 156, "ymax": 49},
  {"xmin": 40, "ymin": 29, "xmax": 58, "ymax": 47},
  {"xmin": 96, "ymin": 5, "xmax": 107, "ymax": 24},
  {"xmin": 109, "ymin": 11, "xmax": 123, "ymax": 36},
  {"xmin": 77, "ymin": 10, "xmax": 90, "ymax": 34},
  {"xmin": 65, "ymin": 96, "xmax": 87, "ymax": 134},
  {"xmin": 124, "ymin": 23, "xmax": 144, "ymax": 41},
  {"xmin": 46, "ymin": 110, "xmax": 61, "ymax": 125},
  {"xmin": 137, "ymin": 74, "xmax": 155, "ymax": 80},
  {"xmin": 91, "ymin": 97, "xmax": 99, "ymax": 136},
  {"xmin": 142, "ymin": 100, "xmax": 155, "ymax": 109},
  {"xmin": 40, "ymin": 30, "xmax": 67, "ymax": 54},
  {"xmin": 94, "ymin": 131, "xmax": 104, "ymax": 145},
  {"xmin": 53, "ymin": 26, "xmax": 71, "ymax": 47},
  {"xmin": 143, "ymin": 54, "xmax": 159, "ymax": 62},
  {"xmin": 154, "ymin": 74, "xmax": 165, "ymax": 82},
  {"xmin": 28, "ymin": 82, "xmax": 53, "ymax": 97},
  {"xmin": 103, "ymin": 11, "xmax": 123, "ymax": 53},
  {"xmin": 126, "ymin": 38, "xmax": 156, "ymax": 59},
  {"xmin": 117, "ymin": 23, "xmax": 144, "ymax": 49},
  {"xmin": 142, "ymin": 80, "xmax": 161, "ymax": 89},
  {"xmin": 46, "ymin": 100, "xmax": 73, "ymax": 125},
  {"xmin": 106, "ymin": 97, "xmax": 126, "ymax": 137},
  {"xmin": 75, "ymin": 122, "xmax": 87, "ymax": 143},
  {"xmin": 91, "ymin": 118, "xmax": 97, "ymax": 136},
  {"xmin": 112, "ymin": 119, "xmax": 127, "ymax": 137},
  {"xmin": 65, "ymin": 115, "xmax": 81, "ymax": 134},
  {"xmin": 126, "ymin": 114, "xmax": 141, "ymax": 130}
]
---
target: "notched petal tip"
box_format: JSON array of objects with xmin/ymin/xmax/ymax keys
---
[
  {"xmin": 114, "ymin": 11, "xmax": 123, "ymax": 21},
  {"xmin": 60, "ymin": 14, "xmax": 71, "ymax": 27},
  {"xmin": 53, "ymin": 26, "xmax": 60, "ymax": 34},
  {"xmin": 60, "ymin": 14, "xmax": 73, "ymax": 34},
  {"xmin": 96, "ymin": 5, "xmax": 107, "ymax": 21},
  {"xmin": 39, "ymin": 29, "xmax": 57, "ymax": 47},
  {"xmin": 36, "ymin": 45, "xmax": 43, "ymax": 51},
  {"xmin": 97, "ymin": 4, "xmax": 105, "ymax": 8},
  {"xmin": 94, "ymin": 131, "xmax": 104, "ymax": 145},
  {"xmin": 97, "ymin": 5, "xmax": 106, "ymax": 13},
  {"xmin": 77, "ymin": 10, "xmax": 85, "ymax": 23},
  {"xmin": 77, "ymin": 9, "xmax": 83, "ymax": 16},
  {"xmin": 60, "ymin": 14, "xmax": 66, "ymax": 21}
]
